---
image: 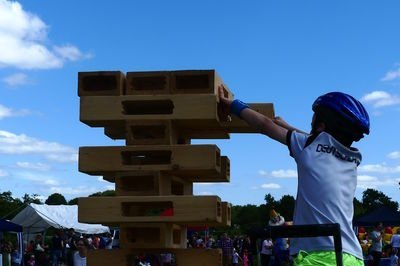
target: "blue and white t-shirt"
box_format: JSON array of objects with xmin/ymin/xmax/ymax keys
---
[{"xmin": 288, "ymin": 131, "xmax": 363, "ymax": 260}]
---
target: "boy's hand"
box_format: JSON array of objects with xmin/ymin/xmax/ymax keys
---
[{"xmin": 218, "ymin": 85, "xmax": 233, "ymax": 122}]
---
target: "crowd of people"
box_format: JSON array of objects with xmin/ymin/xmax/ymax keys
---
[
  {"xmin": 358, "ymin": 222, "xmax": 400, "ymax": 266},
  {"xmin": 1, "ymin": 228, "xmax": 114, "ymax": 266},
  {"xmin": 187, "ymin": 232, "xmax": 290, "ymax": 266},
  {"xmin": 183, "ymin": 208, "xmax": 291, "ymax": 266},
  {"xmin": 3, "ymin": 222, "xmax": 400, "ymax": 266}
]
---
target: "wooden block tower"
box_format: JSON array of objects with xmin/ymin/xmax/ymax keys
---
[{"xmin": 77, "ymin": 70, "xmax": 275, "ymax": 266}]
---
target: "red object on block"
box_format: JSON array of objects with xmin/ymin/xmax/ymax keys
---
[{"xmin": 160, "ymin": 208, "xmax": 174, "ymax": 217}]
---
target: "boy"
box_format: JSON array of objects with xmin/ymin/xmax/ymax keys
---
[{"xmin": 218, "ymin": 88, "xmax": 370, "ymax": 266}]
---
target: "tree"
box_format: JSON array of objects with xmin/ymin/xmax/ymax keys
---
[
  {"xmin": 68, "ymin": 198, "xmax": 79, "ymax": 205},
  {"xmin": 45, "ymin": 193, "xmax": 67, "ymax": 205},
  {"xmin": 353, "ymin": 197, "xmax": 365, "ymax": 217},
  {"xmin": 22, "ymin": 193, "xmax": 42, "ymax": 204},
  {"xmin": 276, "ymin": 194, "xmax": 295, "ymax": 221},
  {"xmin": 0, "ymin": 191, "xmax": 23, "ymax": 219},
  {"xmin": 89, "ymin": 190, "xmax": 116, "ymax": 197},
  {"xmin": 233, "ymin": 204, "xmax": 265, "ymax": 233},
  {"xmin": 264, "ymin": 193, "xmax": 276, "ymax": 209},
  {"xmin": 361, "ymin": 188, "xmax": 399, "ymax": 212}
]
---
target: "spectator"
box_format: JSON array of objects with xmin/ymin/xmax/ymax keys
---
[
  {"xmin": 2, "ymin": 241, "xmax": 12, "ymax": 266},
  {"xmin": 390, "ymin": 247, "xmax": 399, "ymax": 266},
  {"xmin": 26, "ymin": 254, "xmax": 36, "ymax": 266},
  {"xmin": 66, "ymin": 228, "xmax": 79, "ymax": 266},
  {"xmin": 206, "ymin": 235, "xmax": 216, "ymax": 249},
  {"xmin": 391, "ymin": 229, "xmax": 400, "ymax": 252},
  {"xmin": 219, "ymin": 233, "xmax": 233, "ymax": 266},
  {"xmin": 241, "ymin": 235, "xmax": 253, "ymax": 266},
  {"xmin": 51, "ymin": 229, "xmax": 64, "ymax": 266},
  {"xmin": 11, "ymin": 241, "xmax": 22, "ymax": 266},
  {"xmin": 369, "ymin": 222, "xmax": 384, "ymax": 266},
  {"xmin": 260, "ymin": 238, "xmax": 273, "ymax": 266},
  {"xmin": 34, "ymin": 234, "xmax": 48, "ymax": 266},
  {"xmin": 232, "ymin": 248, "xmax": 242, "ymax": 266},
  {"xmin": 242, "ymin": 249, "xmax": 249, "ymax": 266},
  {"xmin": 73, "ymin": 238, "xmax": 88, "ymax": 266},
  {"xmin": 99, "ymin": 233, "xmax": 113, "ymax": 250}
]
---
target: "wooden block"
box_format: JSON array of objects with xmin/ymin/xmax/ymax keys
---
[
  {"xmin": 103, "ymin": 122, "xmax": 125, "ymax": 140},
  {"xmin": 112, "ymin": 171, "xmax": 193, "ymax": 196},
  {"xmin": 78, "ymin": 71, "xmax": 125, "ymax": 96},
  {"xmin": 87, "ymin": 249, "xmax": 127, "ymax": 266},
  {"xmin": 221, "ymin": 202, "xmax": 232, "ymax": 227},
  {"xmin": 87, "ymin": 248, "xmax": 222, "ymax": 266},
  {"xmin": 175, "ymin": 248, "xmax": 222, "ymax": 266},
  {"xmin": 79, "ymin": 145, "xmax": 222, "ymax": 178},
  {"xmin": 126, "ymin": 71, "xmax": 170, "ymax": 95},
  {"xmin": 78, "ymin": 195, "xmax": 222, "ymax": 225},
  {"xmin": 170, "ymin": 70, "xmax": 233, "ymax": 98},
  {"xmin": 125, "ymin": 120, "xmax": 190, "ymax": 145},
  {"xmin": 104, "ymin": 124, "xmax": 229, "ymax": 141},
  {"xmin": 79, "ymin": 94, "xmax": 220, "ymax": 127},
  {"xmin": 80, "ymin": 98, "xmax": 273, "ymax": 138},
  {"xmin": 119, "ymin": 223, "xmax": 186, "ymax": 249},
  {"xmin": 198, "ymin": 201, "xmax": 231, "ymax": 227},
  {"xmin": 187, "ymin": 156, "xmax": 230, "ymax": 183}
]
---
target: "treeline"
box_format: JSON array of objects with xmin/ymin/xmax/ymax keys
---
[
  {"xmin": 0, "ymin": 190, "xmax": 116, "ymax": 220},
  {"xmin": 0, "ymin": 188, "xmax": 398, "ymax": 235}
]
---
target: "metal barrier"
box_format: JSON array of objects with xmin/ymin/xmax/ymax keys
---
[{"xmin": 264, "ymin": 223, "xmax": 343, "ymax": 266}]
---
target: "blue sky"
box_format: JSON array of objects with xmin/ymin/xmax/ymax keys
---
[{"xmin": 0, "ymin": 0, "xmax": 399, "ymax": 206}]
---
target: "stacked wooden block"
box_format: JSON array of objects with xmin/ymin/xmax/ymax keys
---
[{"xmin": 77, "ymin": 70, "xmax": 275, "ymax": 266}]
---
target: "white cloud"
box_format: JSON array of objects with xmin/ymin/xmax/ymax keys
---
[
  {"xmin": 0, "ymin": 0, "xmax": 90, "ymax": 69},
  {"xmin": 0, "ymin": 104, "xmax": 13, "ymax": 119},
  {"xmin": 357, "ymin": 175, "xmax": 398, "ymax": 189},
  {"xmin": 45, "ymin": 153, "xmax": 78, "ymax": 163},
  {"xmin": 381, "ymin": 67, "xmax": 400, "ymax": 81},
  {"xmin": 0, "ymin": 169, "xmax": 9, "ymax": 177},
  {"xmin": 18, "ymin": 171, "xmax": 60, "ymax": 186},
  {"xmin": 0, "ymin": 130, "xmax": 77, "ymax": 163},
  {"xmin": 388, "ymin": 151, "xmax": 400, "ymax": 160},
  {"xmin": 261, "ymin": 183, "xmax": 281, "ymax": 189},
  {"xmin": 54, "ymin": 45, "xmax": 92, "ymax": 61},
  {"xmin": 259, "ymin": 169, "xmax": 297, "ymax": 178},
  {"xmin": 3, "ymin": 73, "xmax": 29, "ymax": 86},
  {"xmin": 358, "ymin": 163, "xmax": 400, "ymax": 174},
  {"xmin": 271, "ymin": 169, "xmax": 297, "ymax": 178},
  {"xmin": 0, "ymin": 104, "xmax": 30, "ymax": 119},
  {"xmin": 361, "ymin": 91, "xmax": 400, "ymax": 108},
  {"xmin": 16, "ymin": 161, "xmax": 50, "ymax": 171}
]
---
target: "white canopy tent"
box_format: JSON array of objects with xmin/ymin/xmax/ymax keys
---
[{"xmin": 11, "ymin": 203, "xmax": 110, "ymax": 234}]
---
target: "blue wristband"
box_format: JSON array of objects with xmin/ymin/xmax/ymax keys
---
[{"xmin": 230, "ymin": 99, "xmax": 249, "ymax": 118}]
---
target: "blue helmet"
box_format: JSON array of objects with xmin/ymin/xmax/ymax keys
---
[{"xmin": 312, "ymin": 92, "xmax": 370, "ymax": 134}]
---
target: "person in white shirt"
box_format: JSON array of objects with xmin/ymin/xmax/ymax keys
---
[
  {"xmin": 73, "ymin": 238, "xmax": 88, "ymax": 266},
  {"xmin": 232, "ymin": 248, "xmax": 242, "ymax": 266},
  {"xmin": 260, "ymin": 238, "xmax": 273, "ymax": 266},
  {"xmin": 391, "ymin": 229, "xmax": 400, "ymax": 251}
]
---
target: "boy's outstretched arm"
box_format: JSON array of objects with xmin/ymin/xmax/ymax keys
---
[
  {"xmin": 218, "ymin": 86, "xmax": 289, "ymax": 145},
  {"xmin": 273, "ymin": 116, "xmax": 307, "ymax": 134}
]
